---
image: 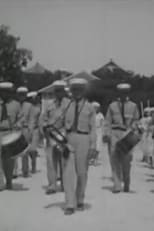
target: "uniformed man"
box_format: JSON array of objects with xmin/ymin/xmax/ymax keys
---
[
  {"xmin": 0, "ymin": 96, "xmax": 5, "ymax": 191},
  {"xmin": 0, "ymin": 82, "xmax": 20, "ymax": 190},
  {"xmin": 16, "ymin": 86, "xmax": 32, "ymax": 177},
  {"xmin": 41, "ymin": 80, "xmax": 69, "ymax": 195},
  {"xmin": 28, "ymin": 91, "xmax": 41, "ymax": 173},
  {"xmin": 63, "ymin": 78, "xmax": 96, "ymax": 215},
  {"xmin": 91, "ymin": 102, "xmax": 104, "ymax": 165},
  {"xmin": 103, "ymin": 83, "xmax": 139, "ymax": 193},
  {"xmin": 13, "ymin": 87, "xmax": 29, "ymax": 178}
]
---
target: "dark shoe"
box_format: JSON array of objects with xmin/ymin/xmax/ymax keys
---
[
  {"xmin": 31, "ymin": 169, "xmax": 36, "ymax": 174},
  {"xmin": 23, "ymin": 173, "xmax": 29, "ymax": 178},
  {"xmin": 112, "ymin": 189, "xmax": 121, "ymax": 193},
  {"xmin": 13, "ymin": 175, "xmax": 18, "ymax": 179},
  {"xmin": 64, "ymin": 208, "xmax": 75, "ymax": 215},
  {"xmin": 60, "ymin": 186, "xmax": 64, "ymax": 192},
  {"xmin": 6, "ymin": 183, "xmax": 13, "ymax": 190},
  {"xmin": 124, "ymin": 185, "xmax": 130, "ymax": 193},
  {"xmin": 57, "ymin": 177, "xmax": 61, "ymax": 181},
  {"xmin": 0, "ymin": 186, "xmax": 5, "ymax": 191},
  {"xmin": 45, "ymin": 188, "xmax": 56, "ymax": 195},
  {"xmin": 77, "ymin": 203, "xmax": 84, "ymax": 211}
]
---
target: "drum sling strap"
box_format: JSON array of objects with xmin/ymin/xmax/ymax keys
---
[
  {"xmin": 118, "ymin": 101, "xmax": 126, "ymax": 127},
  {"xmin": 1, "ymin": 102, "xmax": 8, "ymax": 122},
  {"xmin": 0, "ymin": 102, "xmax": 12, "ymax": 131}
]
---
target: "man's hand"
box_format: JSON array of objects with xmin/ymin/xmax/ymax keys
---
[
  {"xmin": 88, "ymin": 149, "xmax": 97, "ymax": 160},
  {"xmin": 103, "ymin": 135, "xmax": 110, "ymax": 143}
]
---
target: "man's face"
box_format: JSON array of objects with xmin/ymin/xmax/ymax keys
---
[
  {"xmin": 54, "ymin": 88, "xmax": 65, "ymax": 100},
  {"xmin": 118, "ymin": 91, "xmax": 129, "ymax": 101},
  {"xmin": 0, "ymin": 90, "xmax": 11, "ymax": 101},
  {"xmin": 18, "ymin": 93, "xmax": 27, "ymax": 102},
  {"xmin": 71, "ymin": 85, "xmax": 85, "ymax": 100}
]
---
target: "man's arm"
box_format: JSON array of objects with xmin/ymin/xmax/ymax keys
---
[
  {"xmin": 103, "ymin": 105, "xmax": 112, "ymax": 140},
  {"xmin": 89, "ymin": 105, "xmax": 96, "ymax": 150}
]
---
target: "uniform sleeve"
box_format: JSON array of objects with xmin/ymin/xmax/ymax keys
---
[
  {"xmin": 100, "ymin": 113, "xmax": 104, "ymax": 126},
  {"xmin": 132, "ymin": 104, "xmax": 140, "ymax": 129},
  {"xmin": 133, "ymin": 104, "xmax": 140, "ymax": 121},
  {"xmin": 89, "ymin": 105, "xmax": 97, "ymax": 150},
  {"xmin": 40, "ymin": 106, "xmax": 49, "ymax": 129},
  {"xmin": 62, "ymin": 98, "xmax": 71, "ymax": 128},
  {"xmin": 13, "ymin": 102, "xmax": 21, "ymax": 128},
  {"xmin": 103, "ymin": 105, "xmax": 112, "ymax": 137},
  {"xmin": 28, "ymin": 107, "xmax": 35, "ymax": 131},
  {"xmin": 16, "ymin": 104, "xmax": 32, "ymax": 128}
]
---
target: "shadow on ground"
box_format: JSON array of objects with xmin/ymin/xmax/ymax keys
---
[
  {"xmin": 145, "ymin": 173, "xmax": 154, "ymax": 177},
  {"xmin": 44, "ymin": 202, "xmax": 92, "ymax": 211},
  {"xmin": 101, "ymin": 185, "xmax": 113, "ymax": 192},
  {"xmin": 12, "ymin": 183, "xmax": 29, "ymax": 191},
  {"xmin": 44, "ymin": 201, "xmax": 65, "ymax": 210},
  {"xmin": 101, "ymin": 185, "xmax": 136, "ymax": 194},
  {"xmin": 42, "ymin": 184, "xmax": 63, "ymax": 193},
  {"xmin": 101, "ymin": 176, "xmax": 113, "ymax": 181}
]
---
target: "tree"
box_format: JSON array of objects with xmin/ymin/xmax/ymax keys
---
[{"xmin": 0, "ymin": 25, "xmax": 32, "ymax": 85}]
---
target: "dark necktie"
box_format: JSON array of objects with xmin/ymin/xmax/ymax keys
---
[
  {"xmin": 121, "ymin": 101, "xmax": 125, "ymax": 125},
  {"xmin": 1, "ymin": 102, "xmax": 8, "ymax": 121},
  {"xmin": 73, "ymin": 100, "xmax": 79, "ymax": 131}
]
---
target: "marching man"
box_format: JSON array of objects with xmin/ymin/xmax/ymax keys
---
[
  {"xmin": 27, "ymin": 91, "xmax": 41, "ymax": 174},
  {"xmin": 0, "ymin": 82, "xmax": 20, "ymax": 190},
  {"xmin": 41, "ymin": 80, "xmax": 69, "ymax": 194},
  {"xmin": 103, "ymin": 83, "xmax": 139, "ymax": 193},
  {"xmin": 91, "ymin": 102, "xmax": 104, "ymax": 165},
  {"xmin": 16, "ymin": 86, "xmax": 32, "ymax": 177},
  {"xmin": 63, "ymin": 78, "xmax": 96, "ymax": 215}
]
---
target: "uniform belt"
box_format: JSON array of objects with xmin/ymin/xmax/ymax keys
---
[
  {"xmin": 23, "ymin": 125, "xmax": 28, "ymax": 128},
  {"xmin": 0, "ymin": 128, "xmax": 10, "ymax": 131},
  {"xmin": 112, "ymin": 126, "xmax": 127, "ymax": 131},
  {"xmin": 66, "ymin": 129, "xmax": 89, "ymax": 135}
]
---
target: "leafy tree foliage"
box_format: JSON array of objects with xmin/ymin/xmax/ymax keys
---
[{"xmin": 0, "ymin": 25, "xmax": 32, "ymax": 85}]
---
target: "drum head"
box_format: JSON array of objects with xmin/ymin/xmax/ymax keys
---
[
  {"xmin": 1, "ymin": 132, "xmax": 28, "ymax": 159},
  {"xmin": 2, "ymin": 131, "xmax": 22, "ymax": 146}
]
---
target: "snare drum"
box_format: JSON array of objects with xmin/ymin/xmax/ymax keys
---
[
  {"xmin": 116, "ymin": 129, "xmax": 142, "ymax": 156},
  {"xmin": 1, "ymin": 131, "xmax": 29, "ymax": 159}
]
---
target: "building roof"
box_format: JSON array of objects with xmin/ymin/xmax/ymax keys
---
[
  {"xmin": 24, "ymin": 62, "xmax": 50, "ymax": 74},
  {"xmin": 64, "ymin": 71, "xmax": 99, "ymax": 82},
  {"xmin": 92, "ymin": 59, "xmax": 131, "ymax": 79}
]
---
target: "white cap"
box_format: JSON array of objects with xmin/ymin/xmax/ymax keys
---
[
  {"xmin": 69, "ymin": 78, "xmax": 88, "ymax": 86},
  {"xmin": 27, "ymin": 91, "xmax": 38, "ymax": 98},
  {"xmin": 0, "ymin": 82, "xmax": 14, "ymax": 89},
  {"xmin": 16, "ymin": 87, "xmax": 28, "ymax": 93},
  {"xmin": 116, "ymin": 83, "xmax": 131, "ymax": 90},
  {"xmin": 92, "ymin": 101, "xmax": 100, "ymax": 107},
  {"xmin": 52, "ymin": 80, "xmax": 66, "ymax": 88}
]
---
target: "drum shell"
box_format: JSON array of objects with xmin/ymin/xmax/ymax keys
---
[
  {"xmin": 1, "ymin": 133, "xmax": 28, "ymax": 159},
  {"xmin": 116, "ymin": 130, "xmax": 141, "ymax": 155}
]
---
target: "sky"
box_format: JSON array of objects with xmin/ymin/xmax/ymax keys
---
[{"xmin": 0, "ymin": 0, "xmax": 154, "ymax": 75}]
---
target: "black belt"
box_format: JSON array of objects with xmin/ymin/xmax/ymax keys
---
[
  {"xmin": 66, "ymin": 130, "xmax": 89, "ymax": 135},
  {"xmin": 112, "ymin": 126, "xmax": 127, "ymax": 131},
  {"xmin": 0, "ymin": 128, "xmax": 10, "ymax": 132}
]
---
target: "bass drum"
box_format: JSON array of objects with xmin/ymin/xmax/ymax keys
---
[{"xmin": 1, "ymin": 131, "xmax": 29, "ymax": 159}]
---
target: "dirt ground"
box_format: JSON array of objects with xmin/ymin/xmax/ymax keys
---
[{"xmin": 0, "ymin": 144, "xmax": 154, "ymax": 231}]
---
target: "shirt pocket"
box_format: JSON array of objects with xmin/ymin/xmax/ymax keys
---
[{"xmin": 78, "ymin": 110, "xmax": 90, "ymax": 131}]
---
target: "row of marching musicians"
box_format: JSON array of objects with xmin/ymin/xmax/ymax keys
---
[
  {"xmin": 0, "ymin": 78, "xmax": 97, "ymax": 216},
  {"xmin": 0, "ymin": 79, "xmax": 142, "ymax": 216},
  {"xmin": 0, "ymin": 83, "xmax": 41, "ymax": 190}
]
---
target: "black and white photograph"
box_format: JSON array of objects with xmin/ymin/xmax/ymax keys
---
[{"xmin": 0, "ymin": 0, "xmax": 154, "ymax": 230}]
